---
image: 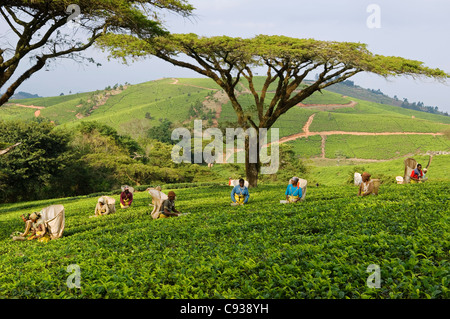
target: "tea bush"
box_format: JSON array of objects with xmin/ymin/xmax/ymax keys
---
[{"xmin": 0, "ymin": 182, "xmax": 448, "ymax": 299}]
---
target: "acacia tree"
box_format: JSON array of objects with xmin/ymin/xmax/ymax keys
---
[
  {"xmin": 0, "ymin": 0, "xmax": 193, "ymax": 106},
  {"xmin": 97, "ymin": 33, "xmax": 449, "ymax": 187}
]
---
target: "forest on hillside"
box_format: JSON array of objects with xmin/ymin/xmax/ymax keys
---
[{"xmin": 0, "ymin": 119, "xmax": 304, "ymax": 203}]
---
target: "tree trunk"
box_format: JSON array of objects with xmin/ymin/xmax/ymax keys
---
[
  {"xmin": 245, "ymin": 160, "xmax": 260, "ymax": 188},
  {"xmin": 244, "ymin": 134, "xmax": 260, "ymax": 188}
]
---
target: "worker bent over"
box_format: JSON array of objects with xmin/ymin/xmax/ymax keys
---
[
  {"xmin": 285, "ymin": 177, "xmax": 302, "ymax": 203},
  {"xmin": 159, "ymin": 191, "xmax": 182, "ymax": 218}
]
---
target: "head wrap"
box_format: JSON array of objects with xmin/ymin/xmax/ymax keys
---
[
  {"xmin": 155, "ymin": 186, "xmax": 162, "ymax": 191},
  {"xmin": 361, "ymin": 172, "xmax": 371, "ymax": 181},
  {"xmin": 29, "ymin": 212, "xmax": 39, "ymax": 220},
  {"xmin": 292, "ymin": 177, "xmax": 299, "ymax": 183},
  {"xmin": 168, "ymin": 191, "xmax": 176, "ymax": 197},
  {"xmin": 98, "ymin": 197, "xmax": 105, "ymax": 204}
]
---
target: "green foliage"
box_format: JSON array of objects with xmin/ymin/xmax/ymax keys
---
[
  {"xmin": 187, "ymin": 100, "xmax": 216, "ymax": 124},
  {"xmin": 70, "ymin": 125, "xmax": 196, "ymax": 190},
  {"xmin": 78, "ymin": 121, "xmax": 142, "ymax": 156},
  {"xmin": 97, "ymin": 33, "xmax": 449, "ymax": 81},
  {"xmin": 308, "ymin": 107, "xmax": 449, "ymax": 133},
  {"xmin": 261, "ymin": 143, "xmax": 308, "ymax": 183},
  {"xmin": 324, "ymin": 135, "xmax": 449, "ymax": 160},
  {"xmin": 346, "ymin": 166, "xmax": 367, "ymax": 185},
  {"xmin": 309, "ymin": 154, "xmax": 450, "ymax": 186},
  {"xmin": 285, "ymin": 135, "xmax": 323, "ymax": 158},
  {"xmin": 147, "ymin": 118, "xmax": 174, "ymax": 145},
  {"xmin": 0, "ymin": 120, "xmax": 71, "ymax": 202},
  {"xmin": 0, "ymin": 119, "xmax": 225, "ymax": 202},
  {"xmin": 0, "ymin": 182, "xmax": 448, "ymax": 298}
]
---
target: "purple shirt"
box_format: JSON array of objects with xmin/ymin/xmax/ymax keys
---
[{"xmin": 120, "ymin": 191, "xmax": 133, "ymax": 206}]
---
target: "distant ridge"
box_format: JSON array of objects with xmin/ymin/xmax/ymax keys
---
[
  {"xmin": 304, "ymin": 79, "xmax": 449, "ymax": 117},
  {"xmin": 10, "ymin": 91, "xmax": 41, "ymax": 100}
]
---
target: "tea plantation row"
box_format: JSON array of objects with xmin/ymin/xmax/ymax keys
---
[{"xmin": 0, "ymin": 182, "xmax": 448, "ymax": 298}]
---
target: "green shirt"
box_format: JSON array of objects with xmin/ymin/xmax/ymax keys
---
[{"xmin": 160, "ymin": 199, "xmax": 175, "ymax": 215}]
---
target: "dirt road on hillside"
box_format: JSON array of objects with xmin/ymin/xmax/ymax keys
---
[
  {"xmin": 171, "ymin": 78, "xmax": 220, "ymax": 91},
  {"xmin": 271, "ymin": 112, "xmax": 446, "ymax": 159},
  {"xmin": 167, "ymin": 79, "xmax": 448, "ymax": 161},
  {"xmin": 10, "ymin": 103, "xmax": 45, "ymax": 109},
  {"xmin": 7, "ymin": 103, "xmax": 45, "ymax": 118}
]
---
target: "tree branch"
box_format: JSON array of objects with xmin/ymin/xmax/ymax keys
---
[
  {"xmin": 0, "ymin": 7, "xmax": 22, "ymax": 37},
  {"xmin": 0, "ymin": 56, "xmax": 46, "ymax": 106}
]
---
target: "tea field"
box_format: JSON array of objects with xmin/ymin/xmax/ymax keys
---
[{"xmin": 0, "ymin": 182, "xmax": 448, "ymax": 299}]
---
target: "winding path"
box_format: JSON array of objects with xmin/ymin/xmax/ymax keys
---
[
  {"xmin": 9, "ymin": 103, "xmax": 45, "ymax": 110},
  {"xmin": 7, "ymin": 103, "xmax": 45, "ymax": 118},
  {"xmin": 170, "ymin": 78, "xmax": 220, "ymax": 91},
  {"xmin": 169, "ymin": 79, "xmax": 447, "ymax": 160},
  {"xmin": 271, "ymin": 113, "xmax": 446, "ymax": 159}
]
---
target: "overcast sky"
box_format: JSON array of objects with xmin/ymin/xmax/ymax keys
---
[{"xmin": 1, "ymin": 0, "xmax": 450, "ymax": 112}]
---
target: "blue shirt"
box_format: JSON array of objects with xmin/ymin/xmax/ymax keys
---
[
  {"xmin": 411, "ymin": 168, "xmax": 423, "ymax": 179},
  {"xmin": 231, "ymin": 185, "xmax": 249, "ymax": 203},
  {"xmin": 285, "ymin": 184, "xmax": 302, "ymax": 197}
]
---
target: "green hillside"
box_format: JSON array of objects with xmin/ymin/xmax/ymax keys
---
[
  {"xmin": 1, "ymin": 77, "xmax": 449, "ymax": 162},
  {"xmin": 306, "ymin": 80, "xmax": 449, "ymax": 117}
]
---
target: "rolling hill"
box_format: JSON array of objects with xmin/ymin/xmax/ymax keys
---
[{"xmin": 1, "ymin": 77, "xmax": 449, "ymax": 162}]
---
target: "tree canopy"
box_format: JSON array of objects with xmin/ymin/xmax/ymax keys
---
[
  {"xmin": 97, "ymin": 33, "xmax": 449, "ymax": 131},
  {"xmin": 0, "ymin": 0, "xmax": 194, "ymax": 105}
]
